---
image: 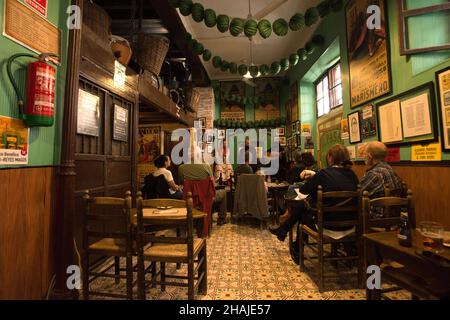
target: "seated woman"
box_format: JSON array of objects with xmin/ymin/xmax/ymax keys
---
[
  {"xmin": 270, "ymin": 145, "xmax": 359, "ymax": 262},
  {"xmin": 152, "ymin": 155, "xmax": 183, "ymax": 200}
]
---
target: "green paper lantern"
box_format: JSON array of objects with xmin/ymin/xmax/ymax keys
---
[
  {"xmin": 280, "ymin": 58, "xmax": 290, "ymax": 71},
  {"xmin": 244, "ymin": 19, "xmax": 258, "ymax": 37},
  {"xmin": 259, "ymin": 64, "xmax": 270, "ymax": 76},
  {"xmin": 169, "ymin": 0, "xmax": 180, "ymax": 8},
  {"xmin": 305, "ymin": 7, "xmax": 320, "ymax": 26},
  {"xmin": 297, "ymin": 48, "xmax": 308, "ymax": 61},
  {"xmin": 188, "ymin": 38, "xmax": 197, "ymax": 49},
  {"xmin": 185, "ymin": 33, "xmax": 192, "ymax": 42},
  {"xmin": 238, "ymin": 64, "xmax": 248, "ymax": 76},
  {"xmin": 305, "ymin": 42, "xmax": 315, "ymax": 54},
  {"xmin": 220, "ymin": 60, "xmax": 229, "ymax": 72},
  {"xmin": 202, "ymin": 49, "xmax": 212, "ymax": 61},
  {"xmin": 289, "ymin": 13, "xmax": 305, "ymax": 31},
  {"xmin": 273, "ymin": 18, "xmax": 289, "ymax": 36},
  {"xmin": 317, "ymin": 0, "xmax": 331, "ymax": 18},
  {"xmin": 217, "ymin": 15, "xmax": 230, "ymax": 33},
  {"xmin": 212, "ymin": 56, "xmax": 222, "ymax": 68},
  {"xmin": 270, "ymin": 61, "xmax": 281, "ymax": 75},
  {"xmin": 249, "ymin": 65, "xmax": 259, "ymax": 78},
  {"xmin": 230, "ymin": 18, "xmax": 245, "ymax": 36},
  {"xmin": 179, "ymin": 0, "xmax": 193, "ymax": 16},
  {"xmin": 191, "ymin": 3, "xmax": 205, "ymax": 22},
  {"xmin": 289, "ymin": 53, "xmax": 299, "ymax": 66},
  {"xmin": 193, "ymin": 42, "xmax": 205, "ymax": 55},
  {"xmin": 204, "ymin": 9, "xmax": 217, "ymax": 27},
  {"xmin": 258, "ymin": 19, "xmax": 272, "ymax": 39},
  {"xmin": 229, "ymin": 62, "xmax": 238, "ymax": 74}
]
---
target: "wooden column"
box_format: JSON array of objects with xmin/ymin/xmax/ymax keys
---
[{"xmin": 51, "ymin": 0, "xmax": 83, "ymax": 300}]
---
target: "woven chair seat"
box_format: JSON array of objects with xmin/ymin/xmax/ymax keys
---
[{"xmin": 144, "ymin": 238, "xmax": 205, "ymax": 260}]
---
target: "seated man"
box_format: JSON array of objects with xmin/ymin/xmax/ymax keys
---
[
  {"xmin": 179, "ymin": 161, "xmax": 228, "ymax": 226},
  {"xmin": 236, "ymin": 152, "xmax": 254, "ymax": 176},
  {"xmin": 152, "ymin": 155, "xmax": 183, "ymax": 200},
  {"xmin": 360, "ymin": 141, "xmax": 403, "ymax": 218},
  {"xmin": 270, "ymin": 145, "xmax": 359, "ymax": 263}
]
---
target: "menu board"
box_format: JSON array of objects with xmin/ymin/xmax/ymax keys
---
[
  {"xmin": 113, "ymin": 105, "xmax": 129, "ymax": 142},
  {"xmin": 4, "ymin": 0, "xmax": 61, "ymax": 60},
  {"xmin": 77, "ymin": 90, "xmax": 100, "ymax": 137}
]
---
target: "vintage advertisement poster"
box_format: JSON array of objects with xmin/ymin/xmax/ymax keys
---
[
  {"xmin": 220, "ymin": 81, "xmax": 245, "ymax": 121},
  {"xmin": 254, "ymin": 78, "xmax": 281, "ymax": 121},
  {"xmin": 290, "ymin": 82, "xmax": 299, "ymax": 122},
  {"xmin": 360, "ymin": 104, "xmax": 378, "ymax": 139},
  {"xmin": 25, "ymin": 0, "xmax": 48, "ymax": 16},
  {"xmin": 341, "ymin": 119, "xmax": 350, "ymax": 140},
  {"xmin": 357, "ymin": 143, "xmax": 367, "ymax": 159},
  {"xmin": 385, "ymin": 147, "xmax": 401, "ymax": 162},
  {"xmin": 346, "ymin": 0, "xmax": 391, "ymax": 108},
  {"xmin": 436, "ymin": 67, "xmax": 450, "ymax": 151},
  {"xmin": 0, "ymin": 116, "xmax": 30, "ymax": 166},
  {"xmin": 137, "ymin": 126, "xmax": 162, "ymax": 187}
]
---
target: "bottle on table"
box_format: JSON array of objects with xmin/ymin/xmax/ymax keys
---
[{"xmin": 398, "ymin": 211, "xmax": 412, "ymax": 247}]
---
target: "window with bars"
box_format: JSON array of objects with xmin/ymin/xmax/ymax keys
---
[{"xmin": 316, "ymin": 62, "xmax": 343, "ymax": 118}]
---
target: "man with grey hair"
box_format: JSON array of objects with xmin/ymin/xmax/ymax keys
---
[{"xmin": 360, "ymin": 141, "xmax": 403, "ymax": 202}]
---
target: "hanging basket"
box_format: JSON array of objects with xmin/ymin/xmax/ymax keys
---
[
  {"xmin": 83, "ymin": 1, "xmax": 111, "ymax": 44},
  {"xmin": 135, "ymin": 34, "xmax": 170, "ymax": 76}
]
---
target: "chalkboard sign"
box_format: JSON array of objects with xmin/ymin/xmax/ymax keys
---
[
  {"xmin": 77, "ymin": 90, "xmax": 100, "ymax": 137},
  {"xmin": 113, "ymin": 105, "xmax": 129, "ymax": 142}
]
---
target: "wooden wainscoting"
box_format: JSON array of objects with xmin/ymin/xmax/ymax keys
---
[
  {"xmin": 353, "ymin": 164, "xmax": 450, "ymax": 228},
  {"xmin": 0, "ymin": 167, "xmax": 56, "ymax": 300}
]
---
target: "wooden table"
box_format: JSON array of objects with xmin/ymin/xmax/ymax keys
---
[
  {"xmin": 364, "ymin": 230, "xmax": 450, "ymax": 300},
  {"xmin": 133, "ymin": 208, "xmax": 207, "ymax": 232}
]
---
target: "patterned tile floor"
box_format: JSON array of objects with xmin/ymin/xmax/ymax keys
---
[{"xmin": 90, "ymin": 218, "xmax": 409, "ymax": 300}]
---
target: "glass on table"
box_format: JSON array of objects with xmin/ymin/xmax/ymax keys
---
[{"xmin": 419, "ymin": 221, "xmax": 445, "ymax": 252}]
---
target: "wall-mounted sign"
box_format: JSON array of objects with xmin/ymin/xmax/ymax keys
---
[
  {"xmin": 4, "ymin": 0, "xmax": 61, "ymax": 61},
  {"xmin": 138, "ymin": 126, "xmax": 162, "ymax": 187},
  {"xmin": 77, "ymin": 90, "xmax": 100, "ymax": 137},
  {"xmin": 385, "ymin": 147, "xmax": 401, "ymax": 163},
  {"xmin": 113, "ymin": 105, "xmax": 128, "ymax": 142},
  {"xmin": 436, "ymin": 66, "xmax": 450, "ymax": 151},
  {"xmin": 0, "ymin": 115, "xmax": 30, "ymax": 166},
  {"xmin": 412, "ymin": 142, "xmax": 442, "ymax": 162},
  {"xmin": 360, "ymin": 104, "xmax": 377, "ymax": 139},
  {"xmin": 114, "ymin": 61, "xmax": 127, "ymax": 90},
  {"xmin": 347, "ymin": 145, "xmax": 356, "ymax": 160},
  {"xmin": 25, "ymin": 0, "xmax": 47, "ymax": 17}
]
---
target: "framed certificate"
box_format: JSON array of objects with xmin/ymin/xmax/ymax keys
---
[{"xmin": 436, "ymin": 66, "xmax": 450, "ymax": 151}]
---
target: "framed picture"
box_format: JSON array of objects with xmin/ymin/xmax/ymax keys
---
[
  {"xmin": 376, "ymin": 82, "xmax": 438, "ymax": 146},
  {"xmin": 360, "ymin": 104, "xmax": 378, "ymax": 139},
  {"xmin": 205, "ymin": 132, "xmax": 214, "ymax": 143},
  {"xmin": 206, "ymin": 144, "xmax": 213, "ymax": 155},
  {"xmin": 217, "ymin": 129, "xmax": 226, "ymax": 140},
  {"xmin": 348, "ymin": 111, "xmax": 362, "ymax": 144},
  {"xmin": 345, "ymin": 0, "xmax": 392, "ymax": 108},
  {"xmin": 296, "ymin": 134, "xmax": 302, "ymax": 148},
  {"xmin": 277, "ymin": 127, "xmax": 285, "ymax": 136},
  {"xmin": 196, "ymin": 117, "xmax": 206, "ymax": 129},
  {"xmin": 279, "ymin": 136, "xmax": 287, "ymax": 147},
  {"xmin": 436, "ymin": 66, "xmax": 450, "ymax": 151},
  {"xmin": 291, "ymin": 121, "xmax": 298, "ymax": 134}
]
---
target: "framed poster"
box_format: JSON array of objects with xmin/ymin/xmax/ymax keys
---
[
  {"xmin": 113, "ymin": 105, "xmax": 129, "ymax": 142},
  {"xmin": 377, "ymin": 82, "xmax": 438, "ymax": 146},
  {"xmin": 346, "ymin": 0, "xmax": 392, "ymax": 108},
  {"xmin": 341, "ymin": 119, "xmax": 349, "ymax": 140},
  {"xmin": 277, "ymin": 128, "xmax": 285, "ymax": 136},
  {"xmin": 254, "ymin": 78, "xmax": 281, "ymax": 121},
  {"xmin": 360, "ymin": 104, "xmax": 378, "ymax": 139},
  {"xmin": 77, "ymin": 90, "xmax": 100, "ymax": 137},
  {"xmin": 220, "ymin": 82, "xmax": 245, "ymax": 121},
  {"xmin": 436, "ymin": 66, "xmax": 450, "ymax": 151},
  {"xmin": 301, "ymin": 123, "xmax": 312, "ymax": 137},
  {"xmin": 348, "ymin": 111, "xmax": 362, "ymax": 144},
  {"xmin": 137, "ymin": 126, "xmax": 162, "ymax": 187},
  {"xmin": 0, "ymin": 115, "xmax": 30, "ymax": 166}
]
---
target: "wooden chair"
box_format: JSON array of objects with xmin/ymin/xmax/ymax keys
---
[
  {"xmin": 298, "ymin": 186, "xmax": 363, "ymax": 292},
  {"xmin": 361, "ymin": 190, "xmax": 421, "ymax": 300},
  {"xmin": 81, "ymin": 190, "xmax": 135, "ymax": 300},
  {"xmin": 136, "ymin": 192, "xmax": 207, "ymax": 300}
]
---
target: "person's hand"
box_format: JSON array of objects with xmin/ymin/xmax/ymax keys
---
[{"xmin": 300, "ymin": 170, "xmax": 316, "ymax": 180}]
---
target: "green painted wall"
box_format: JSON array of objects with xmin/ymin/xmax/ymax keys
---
[
  {"xmin": 0, "ymin": 0, "xmax": 70, "ymax": 168},
  {"xmin": 282, "ymin": 0, "xmax": 450, "ymax": 163}
]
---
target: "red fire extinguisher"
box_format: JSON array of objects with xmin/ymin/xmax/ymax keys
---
[{"xmin": 7, "ymin": 53, "xmax": 58, "ymax": 127}]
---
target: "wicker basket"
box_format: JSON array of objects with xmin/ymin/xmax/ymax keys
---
[
  {"xmin": 185, "ymin": 87, "xmax": 200, "ymax": 110},
  {"xmin": 135, "ymin": 34, "xmax": 170, "ymax": 76},
  {"xmin": 83, "ymin": 1, "xmax": 111, "ymax": 44}
]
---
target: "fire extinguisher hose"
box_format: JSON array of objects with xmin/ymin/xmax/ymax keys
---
[{"xmin": 7, "ymin": 53, "xmax": 38, "ymax": 118}]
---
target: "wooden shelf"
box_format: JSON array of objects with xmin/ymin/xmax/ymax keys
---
[{"xmin": 138, "ymin": 77, "xmax": 196, "ymax": 127}]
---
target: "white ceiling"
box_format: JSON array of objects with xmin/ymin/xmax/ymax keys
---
[{"xmin": 178, "ymin": 0, "xmax": 323, "ymax": 80}]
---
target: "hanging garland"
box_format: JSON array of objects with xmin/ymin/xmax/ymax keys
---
[
  {"xmin": 185, "ymin": 32, "xmax": 326, "ymax": 77},
  {"xmin": 170, "ymin": 0, "xmax": 343, "ymax": 40}
]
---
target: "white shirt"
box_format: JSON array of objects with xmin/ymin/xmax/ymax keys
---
[{"xmin": 153, "ymin": 168, "xmax": 176, "ymax": 192}]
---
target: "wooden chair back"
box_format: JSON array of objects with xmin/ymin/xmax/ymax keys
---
[
  {"xmin": 316, "ymin": 186, "xmax": 361, "ymax": 235},
  {"xmin": 362, "ymin": 190, "xmax": 415, "ymax": 233},
  {"xmin": 82, "ymin": 190, "xmax": 133, "ymax": 251}
]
